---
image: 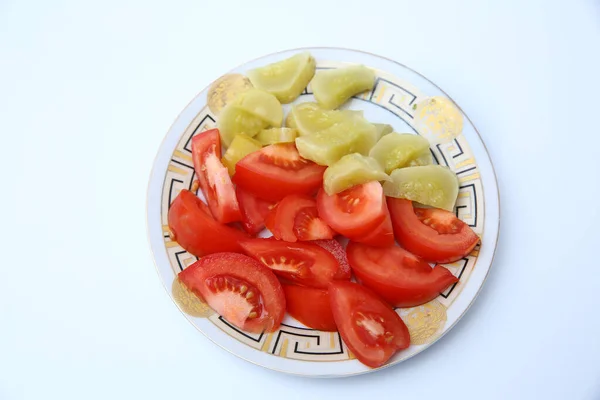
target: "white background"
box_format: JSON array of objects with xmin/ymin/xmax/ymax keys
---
[{"xmin": 1, "ymin": 0, "xmax": 599, "ymax": 399}]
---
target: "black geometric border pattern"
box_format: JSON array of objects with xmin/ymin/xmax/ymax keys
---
[{"xmin": 159, "ymin": 60, "xmax": 485, "ymax": 360}]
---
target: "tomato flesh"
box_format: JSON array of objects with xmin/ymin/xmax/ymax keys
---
[
  {"xmin": 293, "ymin": 206, "xmax": 335, "ymax": 241},
  {"xmin": 329, "ymin": 281, "xmax": 410, "ymax": 368},
  {"xmin": 313, "ymin": 239, "xmax": 351, "ymax": 280},
  {"xmin": 239, "ymin": 238, "xmax": 342, "ymax": 289},
  {"xmin": 168, "ymin": 190, "xmax": 247, "ymax": 257},
  {"xmin": 179, "ymin": 252, "xmax": 285, "ymax": 333},
  {"xmin": 317, "ymin": 181, "xmax": 386, "ymax": 238},
  {"xmin": 234, "ymin": 143, "xmax": 326, "ymax": 201},
  {"xmin": 388, "ymin": 198, "xmax": 480, "ymax": 263},
  {"xmin": 282, "ymin": 284, "xmax": 337, "ymax": 331},
  {"xmin": 346, "ymin": 242, "xmax": 458, "ymax": 307},
  {"xmin": 266, "ymin": 195, "xmax": 315, "ymax": 242},
  {"xmin": 191, "ymin": 129, "xmax": 242, "ymax": 223},
  {"xmin": 236, "ymin": 187, "xmax": 276, "ymax": 235},
  {"xmin": 347, "ymin": 204, "xmax": 394, "ymax": 247}
]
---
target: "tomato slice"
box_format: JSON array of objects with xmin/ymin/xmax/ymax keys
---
[
  {"xmin": 347, "ymin": 204, "xmax": 394, "ymax": 247},
  {"xmin": 329, "ymin": 281, "xmax": 410, "ymax": 368},
  {"xmin": 282, "ymin": 284, "xmax": 337, "ymax": 331},
  {"xmin": 236, "ymin": 187, "xmax": 276, "ymax": 235},
  {"xmin": 387, "ymin": 198, "xmax": 480, "ymax": 263},
  {"xmin": 191, "ymin": 129, "xmax": 242, "ymax": 223},
  {"xmin": 179, "ymin": 252, "xmax": 285, "ymax": 333},
  {"xmin": 293, "ymin": 207, "xmax": 335, "ymax": 241},
  {"xmin": 266, "ymin": 195, "xmax": 315, "ymax": 241},
  {"xmin": 239, "ymin": 238, "xmax": 343, "ymax": 289},
  {"xmin": 317, "ymin": 181, "xmax": 387, "ymax": 238},
  {"xmin": 313, "ymin": 239, "xmax": 351, "ymax": 280},
  {"xmin": 346, "ymin": 242, "xmax": 458, "ymax": 307},
  {"xmin": 234, "ymin": 143, "xmax": 326, "ymax": 201},
  {"xmin": 168, "ymin": 190, "xmax": 247, "ymax": 257}
]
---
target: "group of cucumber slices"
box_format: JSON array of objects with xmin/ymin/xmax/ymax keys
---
[{"xmin": 218, "ymin": 51, "xmax": 459, "ymax": 211}]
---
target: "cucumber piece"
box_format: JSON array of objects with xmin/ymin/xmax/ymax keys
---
[
  {"xmin": 290, "ymin": 102, "xmax": 365, "ymax": 137},
  {"xmin": 295, "ymin": 117, "xmax": 377, "ymax": 166},
  {"xmin": 383, "ymin": 165, "xmax": 459, "ymax": 211},
  {"xmin": 256, "ymin": 128, "xmax": 298, "ymax": 145},
  {"xmin": 221, "ymin": 134, "xmax": 262, "ymax": 176},
  {"xmin": 373, "ymin": 123, "xmax": 393, "ymax": 139},
  {"xmin": 247, "ymin": 52, "xmax": 316, "ymax": 104},
  {"xmin": 369, "ymin": 133, "xmax": 431, "ymax": 174},
  {"xmin": 408, "ymin": 151, "xmax": 433, "ymax": 167},
  {"xmin": 311, "ymin": 65, "xmax": 376, "ymax": 109},
  {"xmin": 217, "ymin": 104, "xmax": 269, "ymax": 147},
  {"xmin": 323, "ymin": 153, "xmax": 390, "ymax": 195},
  {"xmin": 232, "ymin": 88, "xmax": 283, "ymax": 127}
]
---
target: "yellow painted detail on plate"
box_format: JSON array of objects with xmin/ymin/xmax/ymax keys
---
[
  {"xmin": 171, "ymin": 278, "xmax": 214, "ymax": 318},
  {"xmin": 375, "ymin": 87, "xmax": 386, "ymax": 103},
  {"xmin": 280, "ymin": 339, "xmax": 289, "ymax": 357},
  {"xmin": 173, "ymin": 150, "xmax": 193, "ymax": 162},
  {"xmin": 399, "ymin": 300, "xmax": 447, "ymax": 345},
  {"xmin": 261, "ymin": 333, "xmax": 274, "ymax": 352},
  {"xmin": 414, "ymin": 96, "xmax": 464, "ymax": 144},
  {"xmin": 167, "ymin": 165, "xmax": 187, "ymax": 176},
  {"xmin": 347, "ymin": 349, "xmax": 356, "ymax": 360},
  {"xmin": 455, "ymin": 158, "xmax": 475, "ymax": 168},
  {"xmin": 207, "ymin": 74, "xmax": 253, "ymax": 115},
  {"xmin": 459, "ymin": 173, "xmax": 480, "ymax": 183},
  {"xmin": 165, "ymin": 241, "xmax": 180, "ymax": 248}
]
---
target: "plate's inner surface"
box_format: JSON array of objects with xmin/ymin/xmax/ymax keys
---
[{"xmin": 159, "ymin": 60, "xmax": 484, "ymax": 363}]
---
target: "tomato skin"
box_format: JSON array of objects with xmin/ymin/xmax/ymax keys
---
[
  {"xmin": 347, "ymin": 205, "xmax": 394, "ymax": 247},
  {"xmin": 282, "ymin": 284, "xmax": 337, "ymax": 331},
  {"xmin": 313, "ymin": 239, "xmax": 351, "ymax": 280},
  {"xmin": 329, "ymin": 281, "xmax": 410, "ymax": 368},
  {"xmin": 317, "ymin": 182, "xmax": 387, "ymax": 238},
  {"xmin": 239, "ymin": 238, "xmax": 344, "ymax": 289},
  {"xmin": 179, "ymin": 252, "xmax": 285, "ymax": 333},
  {"xmin": 234, "ymin": 143, "xmax": 326, "ymax": 201},
  {"xmin": 387, "ymin": 198, "xmax": 480, "ymax": 263},
  {"xmin": 346, "ymin": 242, "xmax": 458, "ymax": 307},
  {"xmin": 191, "ymin": 129, "xmax": 242, "ymax": 223},
  {"xmin": 168, "ymin": 190, "xmax": 247, "ymax": 257},
  {"xmin": 236, "ymin": 187, "xmax": 276, "ymax": 235}
]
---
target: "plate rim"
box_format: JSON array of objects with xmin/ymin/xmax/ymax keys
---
[{"xmin": 145, "ymin": 46, "xmax": 501, "ymax": 378}]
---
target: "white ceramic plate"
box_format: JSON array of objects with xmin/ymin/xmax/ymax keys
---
[{"xmin": 146, "ymin": 47, "xmax": 500, "ymax": 378}]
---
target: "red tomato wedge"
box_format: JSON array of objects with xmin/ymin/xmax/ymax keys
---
[
  {"xmin": 293, "ymin": 207, "xmax": 335, "ymax": 241},
  {"xmin": 179, "ymin": 253, "xmax": 285, "ymax": 333},
  {"xmin": 282, "ymin": 284, "xmax": 337, "ymax": 331},
  {"xmin": 329, "ymin": 281, "xmax": 410, "ymax": 368},
  {"xmin": 266, "ymin": 195, "xmax": 315, "ymax": 242},
  {"xmin": 313, "ymin": 239, "xmax": 351, "ymax": 280},
  {"xmin": 347, "ymin": 204, "xmax": 394, "ymax": 247},
  {"xmin": 317, "ymin": 181, "xmax": 387, "ymax": 238},
  {"xmin": 191, "ymin": 129, "xmax": 242, "ymax": 224},
  {"xmin": 236, "ymin": 187, "xmax": 276, "ymax": 235},
  {"xmin": 346, "ymin": 242, "xmax": 458, "ymax": 307},
  {"xmin": 239, "ymin": 238, "xmax": 345, "ymax": 289},
  {"xmin": 168, "ymin": 189, "xmax": 247, "ymax": 257},
  {"xmin": 387, "ymin": 198, "xmax": 480, "ymax": 263},
  {"xmin": 234, "ymin": 143, "xmax": 326, "ymax": 201}
]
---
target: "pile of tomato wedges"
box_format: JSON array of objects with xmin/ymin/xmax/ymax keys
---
[{"xmin": 169, "ymin": 128, "xmax": 479, "ymax": 368}]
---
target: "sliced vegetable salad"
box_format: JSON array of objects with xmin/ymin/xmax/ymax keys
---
[{"xmin": 168, "ymin": 52, "xmax": 480, "ymax": 368}]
